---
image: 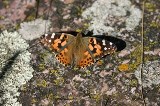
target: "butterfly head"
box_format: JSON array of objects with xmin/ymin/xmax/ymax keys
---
[{"xmin": 75, "ymin": 32, "xmax": 83, "ymax": 40}]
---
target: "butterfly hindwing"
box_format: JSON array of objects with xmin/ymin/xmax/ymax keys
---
[
  {"xmin": 76, "ymin": 50, "xmax": 95, "ymax": 68},
  {"xmin": 55, "ymin": 47, "xmax": 72, "ymax": 66}
]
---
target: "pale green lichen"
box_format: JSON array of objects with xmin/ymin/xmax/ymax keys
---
[
  {"xmin": 53, "ymin": 77, "xmax": 65, "ymax": 85},
  {"xmin": 129, "ymin": 46, "xmax": 142, "ymax": 71},
  {"xmin": 37, "ymin": 79, "xmax": 48, "ymax": 88},
  {"xmin": 134, "ymin": 61, "xmax": 160, "ymax": 88},
  {"xmin": 82, "ymin": 0, "xmax": 142, "ymax": 34},
  {"xmin": 18, "ymin": 19, "xmax": 51, "ymax": 40},
  {"xmin": 0, "ymin": 30, "xmax": 34, "ymax": 106}
]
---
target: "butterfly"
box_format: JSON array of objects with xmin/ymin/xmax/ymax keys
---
[{"xmin": 40, "ymin": 31, "xmax": 126, "ymax": 68}]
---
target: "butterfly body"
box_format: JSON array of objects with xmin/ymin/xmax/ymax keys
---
[{"xmin": 40, "ymin": 32, "xmax": 119, "ymax": 68}]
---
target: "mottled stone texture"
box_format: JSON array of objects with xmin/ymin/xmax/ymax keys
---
[{"xmin": 0, "ymin": 0, "xmax": 159, "ymax": 106}]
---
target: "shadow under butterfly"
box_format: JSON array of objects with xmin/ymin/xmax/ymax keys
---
[{"xmin": 40, "ymin": 31, "xmax": 126, "ymax": 68}]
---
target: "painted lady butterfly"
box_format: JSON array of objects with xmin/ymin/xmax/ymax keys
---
[{"xmin": 40, "ymin": 31, "xmax": 125, "ymax": 68}]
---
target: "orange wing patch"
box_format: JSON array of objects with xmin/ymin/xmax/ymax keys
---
[
  {"xmin": 51, "ymin": 39, "xmax": 61, "ymax": 51},
  {"xmin": 40, "ymin": 33, "xmax": 71, "ymax": 53},
  {"xmin": 55, "ymin": 48, "xmax": 71, "ymax": 66},
  {"xmin": 93, "ymin": 44, "xmax": 102, "ymax": 57},
  {"xmin": 87, "ymin": 37, "xmax": 117, "ymax": 60},
  {"xmin": 88, "ymin": 38, "xmax": 103, "ymax": 58},
  {"xmin": 77, "ymin": 51, "xmax": 94, "ymax": 68}
]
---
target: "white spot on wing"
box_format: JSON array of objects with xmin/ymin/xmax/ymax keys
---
[
  {"xmin": 110, "ymin": 42, "xmax": 113, "ymax": 45},
  {"xmin": 51, "ymin": 33, "xmax": 55, "ymax": 38},
  {"xmin": 49, "ymin": 40, "xmax": 51, "ymax": 42},
  {"xmin": 45, "ymin": 34, "xmax": 48, "ymax": 37},
  {"xmin": 102, "ymin": 39, "xmax": 106, "ymax": 45},
  {"xmin": 104, "ymin": 47, "xmax": 107, "ymax": 50}
]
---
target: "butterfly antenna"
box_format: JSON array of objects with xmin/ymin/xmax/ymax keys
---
[
  {"xmin": 140, "ymin": 1, "xmax": 146, "ymax": 106},
  {"xmin": 44, "ymin": 0, "xmax": 53, "ymax": 34},
  {"xmin": 25, "ymin": 0, "xmax": 53, "ymax": 52},
  {"xmin": 32, "ymin": 0, "xmax": 40, "ymax": 27},
  {"xmin": 35, "ymin": 0, "xmax": 40, "ymax": 19}
]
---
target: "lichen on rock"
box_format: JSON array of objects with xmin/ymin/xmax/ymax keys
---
[
  {"xmin": 0, "ymin": 30, "xmax": 34, "ymax": 106},
  {"xmin": 134, "ymin": 61, "xmax": 160, "ymax": 88},
  {"xmin": 82, "ymin": 0, "xmax": 142, "ymax": 35},
  {"xmin": 18, "ymin": 19, "xmax": 51, "ymax": 40}
]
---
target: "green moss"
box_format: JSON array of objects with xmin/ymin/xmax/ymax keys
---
[
  {"xmin": 2, "ymin": 0, "xmax": 10, "ymax": 8},
  {"xmin": 129, "ymin": 45, "xmax": 142, "ymax": 71},
  {"xmin": 90, "ymin": 93, "xmax": 101, "ymax": 102},
  {"xmin": 64, "ymin": 104, "xmax": 70, "ymax": 106},
  {"xmin": 39, "ymin": 52, "xmax": 49, "ymax": 58},
  {"xmin": 77, "ymin": 7, "xmax": 83, "ymax": 16},
  {"xmin": 128, "ymin": 43, "xmax": 159, "ymax": 72},
  {"xmin": 45, "ymin": 93, "xmax": 54, "ymax": 100},
  {"xmin": 54, "ymin": 95, "xmax": 61, "ymax": 99},
  {"xmin": 0, "ymin": 15, "xmax": 5, "ymax": 20},
  {"xmin": 37, "ymin": 79, "xmax": 48, "ymax": 87},
  {"xmin": 81, "ymin": 70, "xmax": 91, "ymax": 77},
  {"xmin": 45, "ymin": 93, "xmax": 66, "ymax": 101},
  {"xmin": 83, "ymin": 23, "xmax": 90, "ymax": 27},
  {"xmin": 145, "ymin": 2, "xmax": 156, "ymax": 12},
  {"xmin": 150, "ymin": 22, "xmax": 160, "ymax": 28},
  {"xmin": 26, "ymin": 15, "xmax": 36, "ymax": 21},
  {"xmin": 50, "ymin": 69, "xmax": 60, "ymax": 77},
  {"xmin": 129, "ymin": 79, "xmax": 138, "ymax": 87},
  {"xmin": 71, "ymin": 5, "xmax": 83, "ymax": 16},
  {"xmin": 75, "ymin": 29, "xmax": 82, "ymax": 32},
  {"xmin": 53, "ymin": 77, "xmax": 64, "ymax": 85},
  {"xmin": 38, "ymin": 52, "xmax": 50, "ymax": 70},
  {"xmin": 0, "ymin": 24, "xmax": 4, "ymax": 30},
  {"xmin": 68, "ymin": 95, "xmax": 74, "ymax": 100},
  {"xmin": 38, "ymin": 63, "xmax": 46, "ymax": 70},
  {"xmin": 31, "ymin": 98, "xmax": 37, "ymax": 104},
  {"xmin": 15, "ymin": 23, "xmax": 20, "ymax": 30}
]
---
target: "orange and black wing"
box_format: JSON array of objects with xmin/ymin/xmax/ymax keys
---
[{"xmin": 40, "ymin": 32, "xmax": 75, "ymax": 66}]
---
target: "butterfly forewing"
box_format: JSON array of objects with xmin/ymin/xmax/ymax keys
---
[
  {"xmin": 86, "ymin": 37, "xmax": 117, "ymax": 60},
  {"xmin": 40, "ymin": 33, "xmax": 74, "ymax": 53}
]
